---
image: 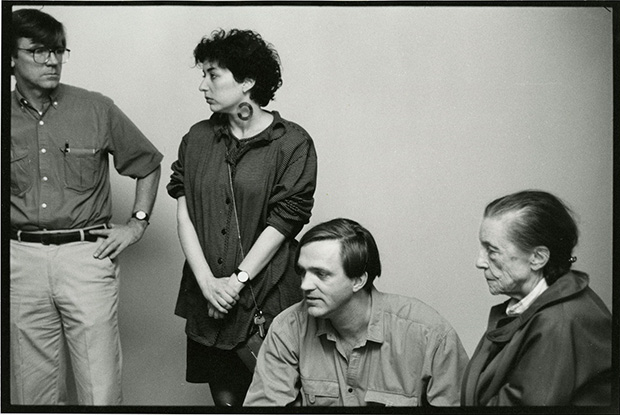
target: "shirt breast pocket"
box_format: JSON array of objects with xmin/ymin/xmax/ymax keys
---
[
  {"xmin": 63, "ymin": 147, "xmax": 100, "ymax": 192},
  {"xmin": 365, "ymin": 390, "xmax": 418, "ymax": 406},
  {"xmin": 11, "ymin": 148, "xmax": 32, "ymax": 196},
  {"xmin": 301, "ymin": 379, "xmax": 340, "ymax": 406}
]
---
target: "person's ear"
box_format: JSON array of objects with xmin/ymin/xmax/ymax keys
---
[
  {"xmin": 530, "ymin": 246, "xmax": 550, "ymax": 271},
  {"xmin": 242, "ymin": 78, "xmax": 256, "ymax": 94},
  {"xmin": 352, "ymin": 272, "xmax": 368, "ymax": 293}
]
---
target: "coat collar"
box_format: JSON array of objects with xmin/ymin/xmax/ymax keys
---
[
  {"xmin": 486, "ymin": 271, "xmax": 589, "ymax": 343},
  {"xmin": 213, "ymin": 110, "xmax": 286, "ymax": 144}
]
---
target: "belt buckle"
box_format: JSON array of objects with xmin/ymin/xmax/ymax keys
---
[{"xmin": 40, "ymin": 233, "xmax": 53, "ymax": 245}]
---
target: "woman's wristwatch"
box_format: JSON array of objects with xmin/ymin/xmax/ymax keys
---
[{"xmin": 235, "ymin": 268, "xmax": 250, "ymax": 284}]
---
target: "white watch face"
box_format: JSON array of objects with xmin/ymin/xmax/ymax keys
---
[
  {"xmin": 237, "ymin": 271, "xmax": 249, "ymax": 283},
  {"xmin": 135, "ymin": 211, "xmax": 147, "ymax": 220}
]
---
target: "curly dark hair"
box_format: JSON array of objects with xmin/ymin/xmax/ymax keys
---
[
  {"xmin": 484, "ymin": 190, "xmax": 579, "ymax": 285},
  {"xmin": 194, "ymin": 29, "xmax": 282, "ymax": 107}
]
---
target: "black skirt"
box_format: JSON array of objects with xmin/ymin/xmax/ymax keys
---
[{"xmin": 185, "ymin": 337, "xmax": 253, "ymax": 385}]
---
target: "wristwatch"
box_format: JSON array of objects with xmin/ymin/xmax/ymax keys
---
[
  {"xmin": 131, "ymin": 210, "xmax": 150, "ymax": 224},
  {"xmin": 235, "ymin": 268, "xmax": 250, "ymax": 284}
]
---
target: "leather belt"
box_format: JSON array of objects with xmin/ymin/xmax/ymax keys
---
[{"xmin": 11, "ymin": 225, "xmax": 107, "ymax": 245}]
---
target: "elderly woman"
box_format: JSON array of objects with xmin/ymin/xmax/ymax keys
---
[
  {"xmin": 167, "ymin": 29, "xmax": 317, "ymax": 406},
  {"xmin": 461, "ymin": 190, "xmax": 611, "ymax": 406}
]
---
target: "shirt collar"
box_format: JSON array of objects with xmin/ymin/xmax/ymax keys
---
[
  {"xmin": 366, "ymin": 287, "xmax": 386, "ymax": 343},
  {"xmin": 14, "ymin": 84, "xmax": 61, "ymax": 111},
  {"xmin": 316, "ymin": 318, "xmax": 336, "ymax": 341},
  {"xmin": 316, "ymin": 286, "xmax": 386, "ymax": 345},
  {"xmin": 486, "ymin": 271, "xmax": 588, "ymax": 344},
  {"xmin": 505, "ymin": 277, "xmax": 549, "ymax": 316}
]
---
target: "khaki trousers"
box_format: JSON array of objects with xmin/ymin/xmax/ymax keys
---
[{"xmin": 10, "ymin": 239, "xmax": 122, "ymax": 405}]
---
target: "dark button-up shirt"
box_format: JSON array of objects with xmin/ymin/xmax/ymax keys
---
[
  {"xmin": 11, "ymin": 84, "xmax": 163, "ymax": 231},
  {"xmin": 244, "ymin": 288, "xmax": 469, "ymax": 406},
  {"xmin": 167, "ymin": 111, "xmax": 317, "ymax": 348}
]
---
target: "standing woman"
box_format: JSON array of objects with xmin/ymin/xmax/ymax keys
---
[
  {"xmin": 167, "ymin": 29, "xmax": 318, "ymax": 406},
  {"xmin": 462, "ymin": 190, "xmax": 611, "ymax": 406}
]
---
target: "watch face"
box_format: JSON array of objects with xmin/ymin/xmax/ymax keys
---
[
  {"xmin": 237, "ymin": 271, "xmax": 249, "ymax": 283},
  {"xmin": 135, "ymin": 211, "xmax": 147, "ymax": 220}
]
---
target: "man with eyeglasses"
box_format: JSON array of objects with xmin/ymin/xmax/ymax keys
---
[{"xmin": 10, "ymin": 8, "xmax": 163, "ymax": 405}]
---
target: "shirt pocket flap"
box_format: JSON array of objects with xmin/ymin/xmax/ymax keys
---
[
  {"xmin": 365, "ymin": 390, "xmax": 418, "ymax": 406},
  {"xmin": 10, "ymin": 147, "xmax": 32, "ymax": 196},
  {"xmin": 66, "ymin": 147, "xmax": 99, "ymax": 156},
  {"xmin": 11, "ymin": 148, "xmax": 28, "ymax": 162},
  {"xmin": 301, "ymin": 379, "xmax": 340, "ymax": 405}
]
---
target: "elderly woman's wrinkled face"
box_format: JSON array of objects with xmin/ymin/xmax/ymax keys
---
[{"xmin": 476, "ymin": 213, "xmax": 540, "ymax": 300}]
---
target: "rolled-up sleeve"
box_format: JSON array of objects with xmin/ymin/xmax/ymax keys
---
[
  {"xmin": 266, "ymin": 137, "xmax": 317, "ymax": 239},
  {"xmin": 167, "ymin": 133, "xmax": 188, "ymax": 199}
]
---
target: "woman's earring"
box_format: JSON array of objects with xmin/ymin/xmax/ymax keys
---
[{"xmin": 237, "ymin": 102, "xmax": 253, "ymax": 121}]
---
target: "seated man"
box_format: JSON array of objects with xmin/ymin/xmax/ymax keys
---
[{"xmin": 244, "ymin": 218, "xmax": 469, "ymax": 406}]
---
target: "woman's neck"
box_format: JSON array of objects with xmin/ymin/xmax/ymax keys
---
[
  {"xmin": 228, "ymin": 105, "xmax": 273, "ymax": 140},
  {"xmin": 515, "ymin": 273, "xmax": 545, "ymax": 301}
]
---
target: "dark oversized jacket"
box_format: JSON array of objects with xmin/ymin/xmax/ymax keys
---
[
  {"xmin": 167, "ymin": 111, "xmax": 317, "ymax": 349},
  {"xmin": 461, "ymin": 271, "xmax": 611, "ymax": 406}
]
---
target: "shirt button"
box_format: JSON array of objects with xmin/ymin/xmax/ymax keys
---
[
  {"xmin": 225, "ymin": 197, "xmax": 231, "ymax": 205},
  {"xmin": 39, "ymin": 120, "xmax": 44, "ymax": 125},
  {"xmin": 348, "ymin": 388, "xmax": 353, "ymax": 393},
  {"xmin": 41, "ymin": 148, "xmax": 47, "ymax": 154},
  {"xmin": 217, "ymin": 257, "xmax": 224, "ymax": 265},
  {"xmin": 41, "ymin": 203, "xmax": 47, "ymax": 208},
  {"xmin": 221, "ymin": 228, "xmax": 227, "ymax": 235},
  {"xmin": 42, "ymin": 176, "xmax": 48, "ymax": 181}
]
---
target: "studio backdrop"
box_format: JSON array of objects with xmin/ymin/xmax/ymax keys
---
[{"xmin": 9, "ymin": 4, "xmax": 613, "ymax": 406}]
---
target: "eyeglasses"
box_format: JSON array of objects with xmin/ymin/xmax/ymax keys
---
[{"xmin": 17, "ymin": 47, "xmax": 70, "ymax": 64}]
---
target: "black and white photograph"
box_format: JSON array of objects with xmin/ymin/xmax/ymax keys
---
[{"xmin": 3, "ymin": 1, "xmax": 615, "ymax": 410}]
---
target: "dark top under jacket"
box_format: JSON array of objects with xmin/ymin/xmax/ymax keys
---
[{"xmin": 167, "ymin": 111, "xmax": 317, "ymax": 350}]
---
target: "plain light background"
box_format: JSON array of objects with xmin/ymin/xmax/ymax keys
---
[{"xmin": 11, "ymin": 4, "xmax": 613, "ymax": 406}]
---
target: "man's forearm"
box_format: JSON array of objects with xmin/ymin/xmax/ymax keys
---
[{"xmin": 131, "ymin": 165, "xmax": 161, "ymax": 218}]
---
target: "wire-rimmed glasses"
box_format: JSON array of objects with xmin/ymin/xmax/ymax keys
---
[{"xmin": 17, "ymin": 47, "xmax": 70, "ymax": 64}]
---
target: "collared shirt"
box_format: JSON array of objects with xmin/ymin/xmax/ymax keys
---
[
  {"xmin": 11, "ymin": 84, "xmax": 163, "ymax": 231},
  {"xmin": 506, "ymin": 278, "xmax": 549, "ymax": 316},
  {"xmin": 244, "ymin": 287, "xmax": 469, "ymax": 407}
]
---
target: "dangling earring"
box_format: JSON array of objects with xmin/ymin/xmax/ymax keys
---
[{"xmin": 237, "ymin": 102, "xmax": 253, "ymax": 121}]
